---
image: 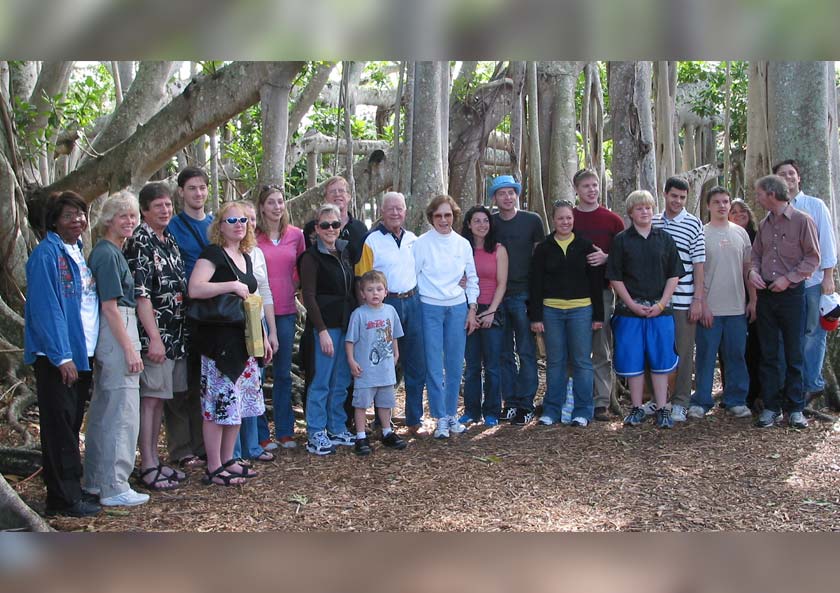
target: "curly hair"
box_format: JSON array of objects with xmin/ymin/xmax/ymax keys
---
[{"xmin": 208, "ymin": 201, "xmax": 256, "ymax": 253}]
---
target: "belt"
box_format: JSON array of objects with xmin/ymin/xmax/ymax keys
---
[{"xmin": 388, "ymin": 287, "xmax": 417, "ymax": 299}]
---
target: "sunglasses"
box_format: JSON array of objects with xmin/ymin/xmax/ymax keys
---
[
  {"xmin": 224, "ymin": 217, "xmax": 248, "ymax": 225},
  {"xmin": 318, "ymin": 221, "xmax": 342, "ymax": 230},
  {"xmin": 261, "ymin": 184, "xmax": 283, "ymax": 193}
]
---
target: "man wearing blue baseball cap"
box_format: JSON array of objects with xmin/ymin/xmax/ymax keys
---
[{"xmin": 489, "ymin": 175, "xmax": 546, "ymax": 425}]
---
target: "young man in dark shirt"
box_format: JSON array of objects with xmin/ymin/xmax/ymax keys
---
[{"xmin": 606, "ymin": 190, "xmax": 682, "ymax": 429}]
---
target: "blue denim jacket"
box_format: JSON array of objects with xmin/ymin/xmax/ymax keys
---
[{"xmin": 24, "ymin": 232, "xmax": 91, "ymax": 370}]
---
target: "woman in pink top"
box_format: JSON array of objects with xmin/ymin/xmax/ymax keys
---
[
  {"xmin": 460, "ymin": 205, "xmax": 508, "ymax": 426},
  {"xmin": 254, "ymin": 184, "xmax": 306, "ymax": 448}
]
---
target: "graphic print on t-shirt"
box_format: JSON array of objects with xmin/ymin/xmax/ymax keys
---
[{"xmin": 366, "ymin": 318, "xmax": 393, "ymax": 365}]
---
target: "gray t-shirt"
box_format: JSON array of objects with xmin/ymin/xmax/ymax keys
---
[
  {"xmin": 345, "ymin": 303, "xmax": 404, "ymax": 388},
  {"xmin": 492, "ymin": 210, "xmax": 545, "ymax": 295},
  {"xmin": 88, "ymin": 239, "xmax": 136, "ymax": 308}
]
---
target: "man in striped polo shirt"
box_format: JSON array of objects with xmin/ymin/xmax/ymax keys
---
[
  {"xmin": 648, "ymin": 176, "xmax": 705, "ymax": 422},
  {"xmin": 355, "ymin": 192, "xmax": 427, "ymax": 435}
]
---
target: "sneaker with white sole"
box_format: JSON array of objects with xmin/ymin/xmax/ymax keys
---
[
  {"xmin": 788, "ymin": 411, "xmax": 808, "ymax": 429},
  {"xmin": 100, "ymin": 488, "xmax": 150, "ymax": 507},
  {"xmin": 570, "ymin": 417, "xmax": 589, "ymax": 427},
  {"xmin": 641, "ymin": 401, "xmax": 658, "ymax": 416},
  {"xmin": 511, "ymin": 408, "xmax": 534, "ymax": 425},
  {"xmin": 623, "ymin": 406, "xmax": 647, "ymax": 426},
  {"xmin": 727, "ymin": 405, "xmax": 753, "ymax": 418},
  {"xmin": 537, "ymin": 415, "xmax": 555, "ymax": 426},
  {"xmin": 686, "ymin": 405, "xmax": 706, "ymax": 419},
  {"xmin": 278, "ymin": 436, "xmax": 297, "ymax": 449},
  {"xmin": 656, "ymin": 407, "xmax": 674, "ymax": 429},
  {"xmin": 500, "ymin": 406, "xmax": 517, "ymax": 422},
  {"xmin": 327, "ymin": 430, "xmax": 355, "ymax": 447},
  {"xmin": 448, "ymin": 416, "xmax": 466, "ymax": 434},
  {"xmin": 306, "ymin": 430, "xmax": 336, "ymax": 455},
  {"xmin": 670, "ymin": 404, "xmax": 687, "ymax": 422},
  {"xmin": 434, "ymin": 418, "xmax": 450, "ymax": 439},
  {"xmin": 754, "ymin": 409, "xmax": 780, "ymax": 428}
]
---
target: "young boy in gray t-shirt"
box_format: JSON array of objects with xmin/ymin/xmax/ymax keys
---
[{"xmin": 345, "ymin": 270, "xmax": 407, "ymax": 455}]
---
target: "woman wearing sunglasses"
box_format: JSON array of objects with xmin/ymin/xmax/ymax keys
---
[
  {"xmin": 188, "ymin": 201, "xmax": 273, "ymax": 486},
  {"xmin": 298, "ymin": 203, "xmax": 357, "ymax": 455}
]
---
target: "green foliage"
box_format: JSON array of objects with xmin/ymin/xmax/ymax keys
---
[
  {"xmin": 362, "ymin": 61, "xmax": 396, "ymax": 88},
  {"xmin": 223, "ymin": 104, "xmax": 263, "ymax": 191},
  {"xmin": 309, "ymin": 106, "xmax": 378, "ymax": 140},
  {"xmin": 13, "ymin": 62, "xmax": 115, "ymax": 162},
  {"xmin": 680, "ymin": 61, "xmax": 749, "ymax": 149}
]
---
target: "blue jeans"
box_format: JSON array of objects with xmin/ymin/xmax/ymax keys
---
[
  {"xmin": 305, "ymin": 327, "xmax": 350, "ymax": 435},
  {"xmin": 541, "ymin": 305, "xmax": 594, "ymax": 421},
  {"xmin": 692, "ymin": 315, "xmax": 749, "ymax": 411},
  {"xmin": 757, "ymin": 285, "xmax": 806, "ymax": 414},
  {"xmin": 499, "ymin": 292, "xmax": 538, "ymax": 411},
  {"xmin": 802, "ymin": 283, "xmax": 827, "ymax": 393},
  {"xmin": 272, "ymin": 314, "xmax": 297, "ymax": 439},
  {"xmin": 385, "ymin": 291, "xmax": 426, "ymax": 426},
  {"xmin": 421, "ymin": 301, "xmax": 468, "ymax": 419},
  {"xmin": 463, "ymin": 309, "xmax": 504, "ymax": 419},
  {"xmin": 233, "ymin": 416, "xmax": 265, "ymax": 459}
]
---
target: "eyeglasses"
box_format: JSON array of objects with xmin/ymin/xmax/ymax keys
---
[
  {"xmin": 60, "ymin": 211, "xmax": 87, "ymax": 222},
  {"xmin": 327, "ymin": 188, "xmax": 348, "ymax": 196},
  {"xmin": 224, "ymin": 217, "xmax": 248, "ymax": 225},
  {"xmin": 318, "ymin": 221, "xmax": 342, "ymax": 230}
]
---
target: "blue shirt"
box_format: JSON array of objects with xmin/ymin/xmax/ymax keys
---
[
  {"xmin": 791, "ymin": 191, "xmax": 837, "ymax": 287},
  {"xmin": 167, "ymin": 211, "xmax": 213, "ymax": 281},
  {"xmin": 24, "ymin": 232, "xmax": 92, "ymax": 370}
]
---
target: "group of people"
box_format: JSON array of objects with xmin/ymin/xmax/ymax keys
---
[{"xmin": 24, "ymin": 160, "xmax": 838, "ymax": 518}]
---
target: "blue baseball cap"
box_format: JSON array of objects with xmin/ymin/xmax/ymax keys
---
[{"xmin": 487, "ymin": 175, "xmax": 522, "ymax": 199}]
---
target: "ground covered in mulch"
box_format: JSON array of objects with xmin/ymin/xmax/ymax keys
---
[{"xmin": 9, "ymin": 395, "xmax": 840, "ymax": 532}]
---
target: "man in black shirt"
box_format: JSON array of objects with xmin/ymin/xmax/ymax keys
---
[
  {"xmin": 303, "ymin": 176, "xmax": 368, "ymax": 264},
  {"xmin": 606, "ymin": 190, "xmax": 682, "ymax": 429}
]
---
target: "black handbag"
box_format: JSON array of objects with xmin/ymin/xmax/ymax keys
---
[
  {"xmin": 187, "ymin": 292, "xmax": 245, "ymax": 326},
  {"xmin": 186, "ymin": 249, "xmax": 246, "ymax": 326}
]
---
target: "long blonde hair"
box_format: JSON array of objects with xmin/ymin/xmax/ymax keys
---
[{"xmin": 208, "ymin": 201, "xmax": 256, "ymax": 253}]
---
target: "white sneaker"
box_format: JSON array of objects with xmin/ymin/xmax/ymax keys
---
[
  {"xmin": 570, "ymin": 417, "xmax": 589, "ymax": 427},
  {"xmin": 670, "ymin": 404, "xmax": 687, "ymax": 422},
  {"xmin": 327, "ymin": 430, "xmax": 355, "ymax": 447},
  {"xmin": 263, "ymin": 441, "xmax": 279, "ymax": 451},
  {"xmin": 537, "ymin": 415, "xmax": 555, "ymax": 426},
  {"xmin": 434, "ymin": 418, "xmax": 450, "ymax": 439},
  {"xmin": 641, "ymin": 401, "xmax": 658, "ymax": 416},
  {"xmin": 100, "ymin": 488, "xmax": 149, "ymax": 507},
  {"xmin": 687, "ymin": 405, "xmax": 706, "ymax": 419},
  {"xmin": 447, "ymin": 416, "xmax": 466, "ymax": 434},
  {"xmin": 727, "ymin": 405, "xmax": 753, "ymax": 418},
  {"xmin": 306, "ymin": 430, "xmax": 336, "ymax": 455}
]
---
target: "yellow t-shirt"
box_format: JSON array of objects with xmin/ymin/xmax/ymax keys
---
[{"xmin": 544, "ymin": 233, "xmax": 592, "ymax": 310}]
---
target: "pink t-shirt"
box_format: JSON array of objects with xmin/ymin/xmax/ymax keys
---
[
  {"xmin": 256, "ymin": 226, "xmax": 305, "ymax": 315},
  {"xmin": 474, "ymin": 246, "xmax": 498, "ymax": 306}
]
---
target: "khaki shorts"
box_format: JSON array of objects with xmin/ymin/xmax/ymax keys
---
[
  {"xmin": 352, "ymin": 385, "xmax": 396, "ymax": 409},
  {"xmin": 140, "ymin": 357, "xmax": 188, "ymax": 399}
]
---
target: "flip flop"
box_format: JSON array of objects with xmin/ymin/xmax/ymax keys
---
[
  {"xmin": 252, "ymin": 451, "xmax": 275, "ymax": 462},
  {"xmin": 136, "ymin": 466, "xmax": 182, "ymax": 491},
  {"xmin": 177, "ymin": 455, "xmax": 205, "ymax": 469}
]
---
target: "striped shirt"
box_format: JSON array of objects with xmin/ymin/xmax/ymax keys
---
[{"xmin": 653, "ymin": 209, "xmax": 705, "ymax": 309}]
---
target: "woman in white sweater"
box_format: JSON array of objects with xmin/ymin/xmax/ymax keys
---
[{"xmin": 414, "ymin": 195, "xmax": 479, "ymax": 439}]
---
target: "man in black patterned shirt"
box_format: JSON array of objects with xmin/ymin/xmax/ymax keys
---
[{"xmin": 124, "ymin": 182, "xmax": 189, "ymax": 491}]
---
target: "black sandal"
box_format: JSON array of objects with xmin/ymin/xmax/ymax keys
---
[
  {"xmin": 136, "ymin": 466, "xmax": 182, "ymax": 491},
  {"xmin": 222, "ymin": 458, "xmax": 258, "ymax": 479},
  {"xmin": 202, "ymin": 466, "xmax": 246, "ymax": 486},
  {"xmin": 157, "ymin": 464, "xmax": 188, "ymax": 482}
]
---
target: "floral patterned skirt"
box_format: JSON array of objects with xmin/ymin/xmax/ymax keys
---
[{"xmin": 200, "ymin": 355, "xmax": 265, "ymax": 425}]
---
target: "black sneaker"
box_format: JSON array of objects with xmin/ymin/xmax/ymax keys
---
[
  {"xmin": 354, "ymin": 437, "xmax": 372, "ymax": 456},
  {"xmin": 45, "ymin": 499, "xmax": 101, "ymax": 518},
  {"xmin": 593, "ymin": 406, "xmax": 610, "ymax": 422},
  {"xmin": 500, "ymin": 406, "xmax": 517, "ymax": 422},
  {"xmin": 381, "ymin": 431, "xmax": 407, "ymax": 450},
  {"xmin": 511, "ymin": 408, "xmax": 534, "ymax": 425}
]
